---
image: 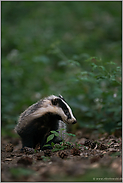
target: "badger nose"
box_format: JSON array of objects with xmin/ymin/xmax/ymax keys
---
[{"xmin": 72, "ymin": 120, "xmax": 77, "ymax": 124}]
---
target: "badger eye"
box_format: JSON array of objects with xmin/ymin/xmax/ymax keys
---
[
  {"xmin": 64, "ymin": 110, "xmax": 71, "ymax": 119},
  {"xmin": 64, "ymin": 110, "xmax": 69, "ymax": 115},
  {"xmin": 52, "ymin": 99, "xmax": 58, "ymax": 105}
]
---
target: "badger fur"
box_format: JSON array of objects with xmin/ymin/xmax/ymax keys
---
[{"xmin": 15, "ymin": 95, "xmax": 77, "ymax": 150}]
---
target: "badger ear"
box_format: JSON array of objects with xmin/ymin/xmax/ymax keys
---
[
  {"xmin": 59, "ymin": 94, "xmax": 66, "ymax": 102},
  {"xmin": 59, "ymin": 95, "xmax": 64, "ymax": 99},
  {"xmin": 51, "ymin": 98, "xmax": 58, "ymax": 105}
]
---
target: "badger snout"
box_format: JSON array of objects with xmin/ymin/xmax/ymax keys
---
[
  {"xmin": 66, "ymin": 118, "xmax": 77, "ymax": 124},
  {"xmin": 72, "ymin": 120, "xmax": 77, "ymax": 124},
  {"xmin": 64, "ymin": 118, "xmax": 77, "ymax": 125}
]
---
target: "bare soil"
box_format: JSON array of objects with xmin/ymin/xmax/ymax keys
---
[{"xmin": 1, "ymin": 130, "xmax": 122, "ymax": 182}]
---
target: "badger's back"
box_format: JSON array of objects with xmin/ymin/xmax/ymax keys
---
[{"xmin": 15, "ymin": 95, "xmax": 56, "ymax": 133}]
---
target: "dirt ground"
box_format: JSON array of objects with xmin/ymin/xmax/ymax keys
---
[{"xmin": 1, "ymin": 130, "xmax": 122, "ymax": 182}]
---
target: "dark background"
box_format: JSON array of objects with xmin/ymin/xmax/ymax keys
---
[{"xmin": 1, "ymin": 1, "xmax": 122, "ymax": 137}]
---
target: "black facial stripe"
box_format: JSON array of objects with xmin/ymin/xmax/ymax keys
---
[
  {"xmin": 57, "ymin": 99, "xmax": 71, "ymax": 119},
  {"xmin": 59, "ymin": 95, "xmax": 67, "ymax": 103},
  {"xmin": 64, "ymin": 110, "xmax": 71, "ymax": 119}
]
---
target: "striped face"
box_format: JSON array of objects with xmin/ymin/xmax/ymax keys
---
[
  {"xmin": 15, "ymin": 95, "xmax": 77, "ymax": 132},
  {"xmin": 51, "ymin": 95, "xmax": 77, "ymax": 124}
]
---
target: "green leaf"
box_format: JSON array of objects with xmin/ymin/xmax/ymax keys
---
[
  {"xmin": 68, "ymin": 60, "xmax": 80, "ymax": 67},
  {"xmin": 46, "ymin": 134, "xmax": 54, "ymax": 143},
  {"xmin": 107, "ymin": 61, "xmax": 116, "ymax": 65},
  {"xmin": 80, "ymin": 77, "xmax": 89, "ymax": 81},
  {"xmin": 91, "ymin": 63, "xmax": 98, "ymax": 70},
  {"xmin": 50, "ymin": 131, "xmax": 59, "ymax": 136},
  {"xmin": 64, "ymin": 132, "xmax": 76, "ymax": 137},
  {"xmin": 43, "ymin": 144, "xmax": 51, "ymax": 147},
  {"xmin": 51, "ymin": 142, "xmax": 55, "ymax": 147},
  {"xmin": 68, "ymin": 133, "xmax": 76, "ymax": 137},
  {"xmin": 99, "ymin": 66, "xmax": 105, "ymax": 71},
  {"xmin": 80, "ymin": 71, "xmax": 88, "ymax": 76},
  {"xmin": 116, "ymin": 66, "xmax": 121, "ymax": 72}
]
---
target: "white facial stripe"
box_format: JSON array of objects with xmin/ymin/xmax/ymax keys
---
[
  {"xmin": 60, "ymin": 99, "xmax": 76, "ymax": 120},
  {"xmin": 16, "ymin": 105, "xmax": 68, "ymax": 131},
  {"xmin": 32, "ymin": 105, "xmax": 67, "ymax": 121}
]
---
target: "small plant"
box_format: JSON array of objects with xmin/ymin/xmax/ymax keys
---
[
  {"xmin": 43, "ymin": 128, "xmax": 76, "ymax": 151},
  {"xmin": 65, "ymin": 57, "xmax": 121, "ymax": 134},
  {"xmin": 43, "ymin": 130, "xmax": 60, "ymax": 150},
  {"xmin": 74, "ymin": 142, "xmax": 83, "ymax": 149},
  {"xmin": 83, "ymin": 145, "xmax": 88, "ymax": 150}
]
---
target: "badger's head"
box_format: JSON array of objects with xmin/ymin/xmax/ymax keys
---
[{"xmin": 32, "ymin": 95, "xmax": 77, "ymax": 125}]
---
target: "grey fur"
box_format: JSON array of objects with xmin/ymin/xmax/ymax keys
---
[{"xmin": 15, "ymin": 95, "xmax": 56, "ymax": 133}]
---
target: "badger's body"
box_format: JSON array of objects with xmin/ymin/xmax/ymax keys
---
[{"xmin": 15, "ymin": 95, "xmax": 77, "ymax": 150}]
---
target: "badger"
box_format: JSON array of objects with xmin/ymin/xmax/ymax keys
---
[{"xmin": 15, "ymin": 95, "xmax": 77, "ymax": 150}]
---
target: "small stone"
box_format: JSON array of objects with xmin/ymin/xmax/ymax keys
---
[
  {"xmin": 5, "ymin": 143, "xmax": 13, "ymax": 152},
  {"xmin": 4, "ymin": 158, "xmax": 12, "ymax": 161},
  {"xmin": 78, "ymin": 138, "xmax": 87, "ymax": 145}
]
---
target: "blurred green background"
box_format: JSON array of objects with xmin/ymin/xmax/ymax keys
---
[{"xmin": 1, "ymin": 1, "xmax": 122, "ymax": 137}]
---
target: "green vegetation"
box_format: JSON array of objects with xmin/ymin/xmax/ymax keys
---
[
  {"xmin": 2, "ymin": 2, "xmax": 121, "ymax": 135},
  {"xmin": 50, "ymin": 167, "xmax": 119, "ymax": 182},
  {"xmin": 43, "ymin": 128, "xmax": 76, "ymax": 151},
  {"xmin": 10, "ymin": 167, "xmax": 35, "ymax": 179}
]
